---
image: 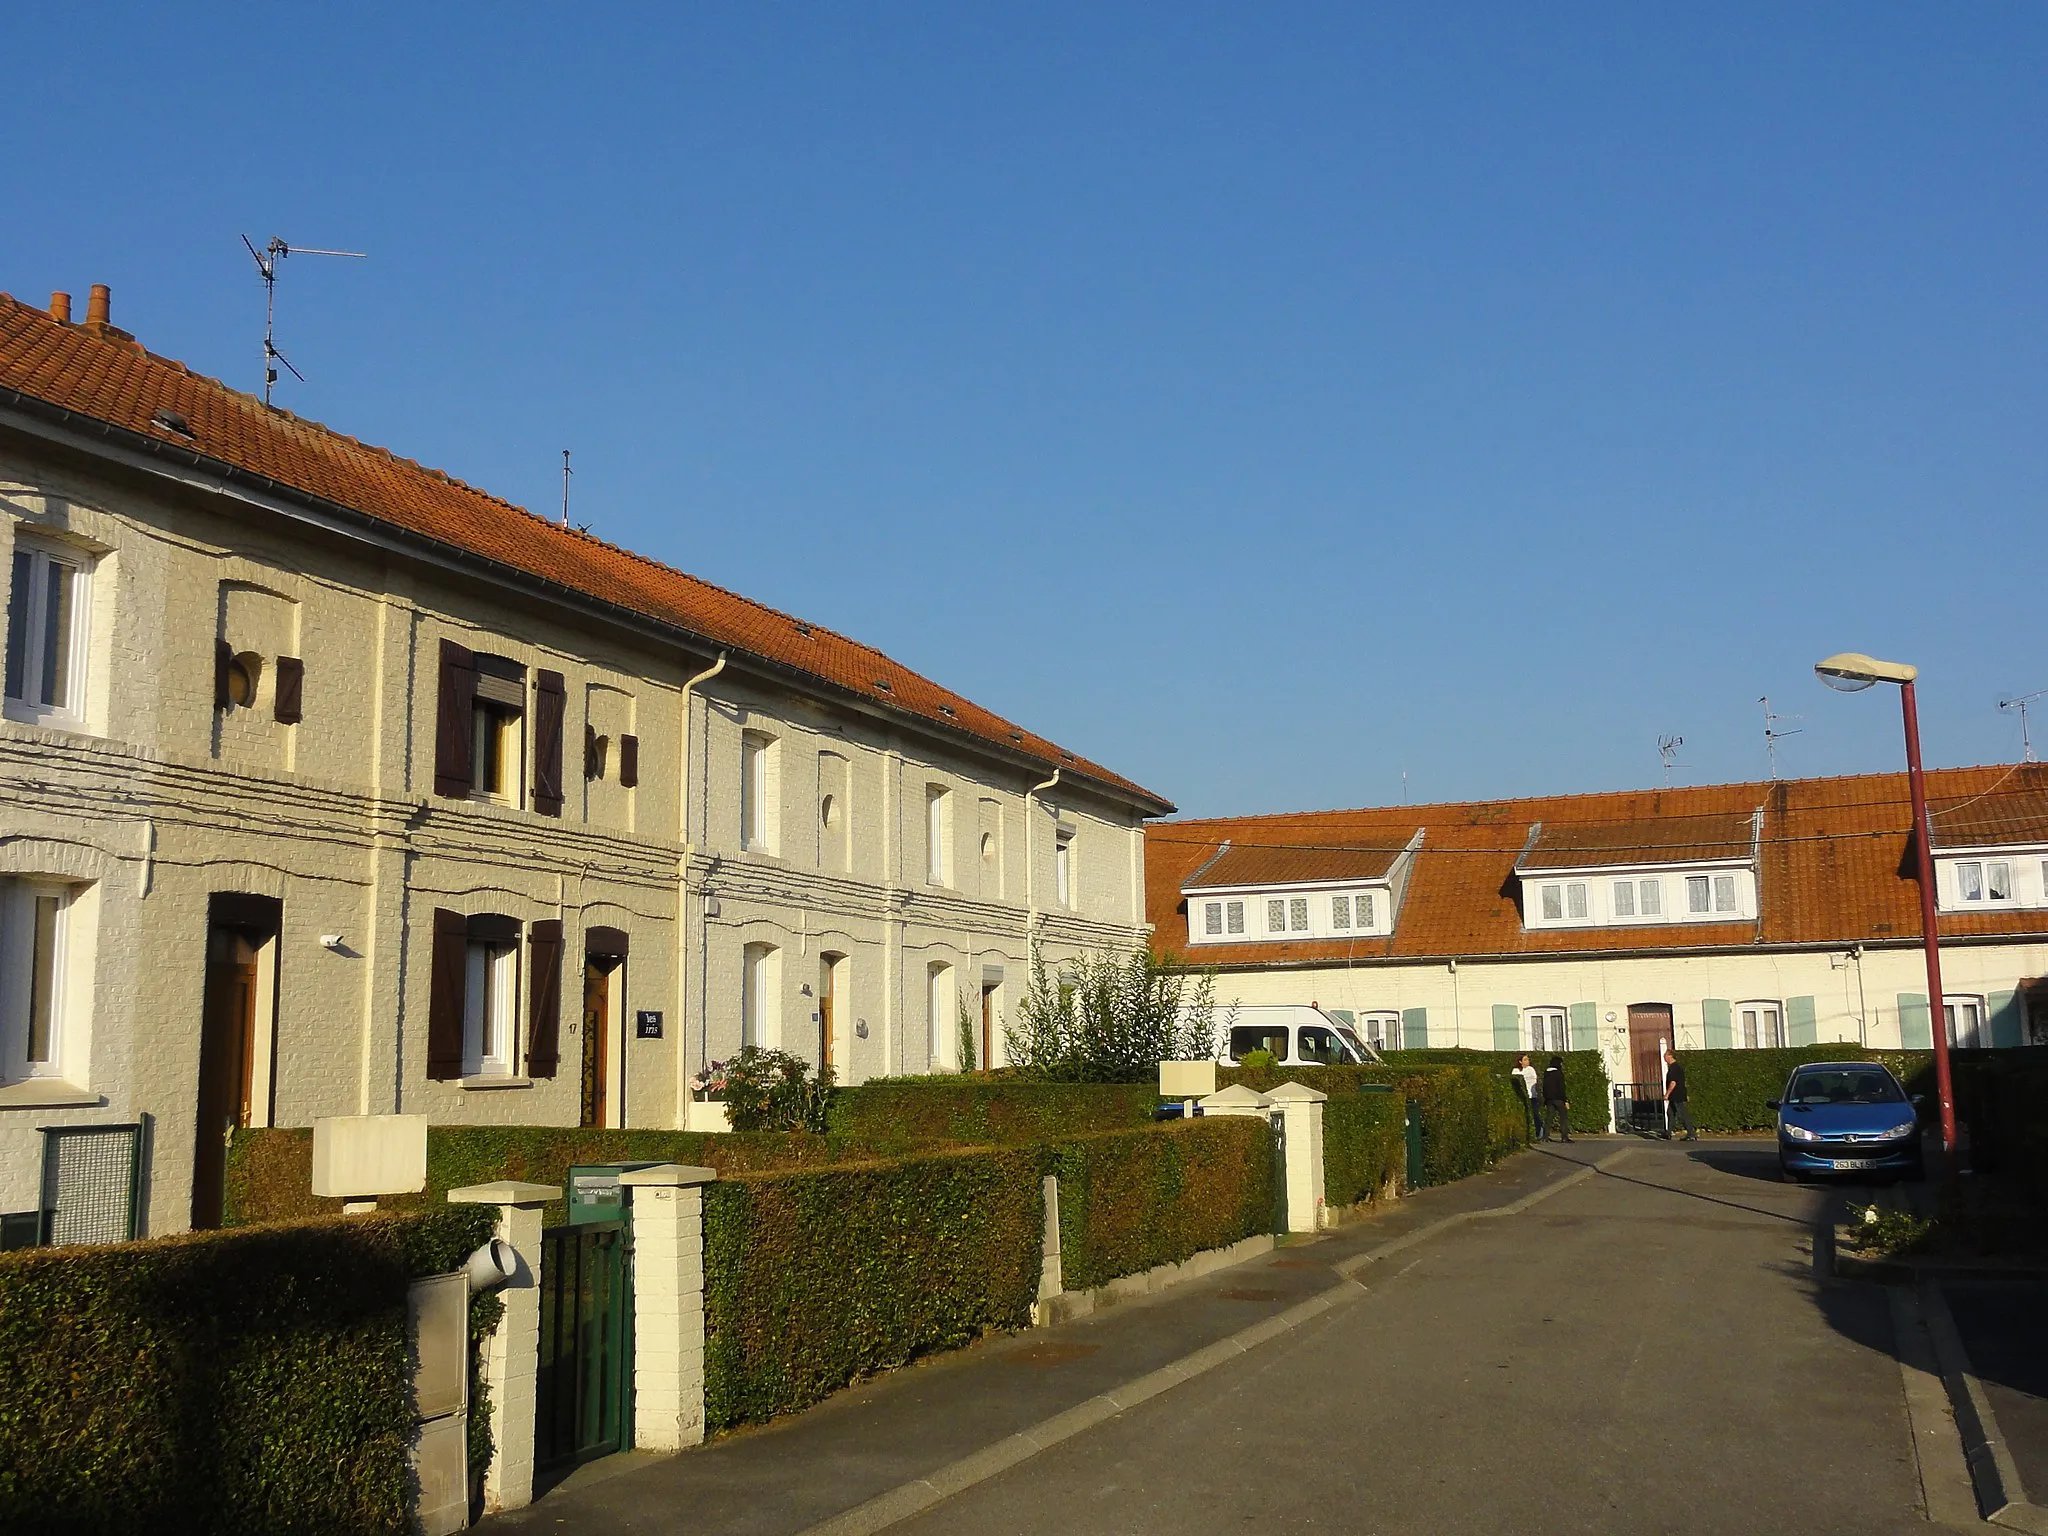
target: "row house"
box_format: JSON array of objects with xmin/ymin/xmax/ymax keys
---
[
  {"xmin": 0, "ymin": 286, "xmax": 1170, "ymax": 1236},
  {"xmin": 1150, "ymin": 769, "xmax": 2048, "ymax": 1097}
]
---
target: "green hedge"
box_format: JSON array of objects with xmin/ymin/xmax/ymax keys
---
[
  {"xmin": 226, "ymin": 1125, "xmax": 912, "ymax": 1228},
  {"xmin": 1383, "ymin": 1049, "xmax": 1610, "ymax": 1135},
  {"xmin": 1221, "ymin": 1061, "xmax": 1524, "ymax": 1188},
  {"xmin": 1050, "ymin": 1118, "xmax": 1274, "ymax": 1290},
  {"xmin": 702, "ymin": 1147, "xmax": 1044, "ymax": 1429},
  {"xmin": 0, "ymin": 1207, "xmax": 494, "ymax": 1536},
  {"xmin": 827, "ymin": 1078, "xmax": 1161, "ymax": 1150},
  {"xmin": 1674, "ymin": 1047, "xmax": 1936, "ymax": 1131},
  {"xmin": 1321, "ymin": 1092, "xmax": 1406, "ymax": 1208}
]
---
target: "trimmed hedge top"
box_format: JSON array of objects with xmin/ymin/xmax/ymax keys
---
[
  {"xmin": 826, "ymin": 1078, "xmax": 1162, "ymax": 1149},
  {"xmin": 0, "ymin": 1207, "xmax": 495, "ymax": 1536}
]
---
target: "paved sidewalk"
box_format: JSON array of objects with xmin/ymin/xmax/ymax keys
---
[{"xmin": 486, "ymin": 1141, "xmax": 1610, "ymax": 1535}]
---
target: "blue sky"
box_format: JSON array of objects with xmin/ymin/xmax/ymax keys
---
[{"xmin": 12, "ymin": 5, "xmax": 2046, "ymax": 816}]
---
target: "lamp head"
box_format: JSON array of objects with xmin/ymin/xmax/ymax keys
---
[{"xmin": 1815, "ymin": 652, "xmax": 1917, "ymax": 692}]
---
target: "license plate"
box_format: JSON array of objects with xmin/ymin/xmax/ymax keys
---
[{"xmin": 1832, "ymin": 1158, "xmax": 1875, "ymax": 1170}]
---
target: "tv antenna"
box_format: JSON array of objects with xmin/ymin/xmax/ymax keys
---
[
  {"xmin": 1658, "ymin": 734, "xmax": 1687, "ymax": 788},
  {"xmin": 1760, "ymin": 696, "xmax": 1802, "ymax": 780},
  {"xmin": 2000, "ymin": 689, "xmax": 2047, "ymax": 763},
  {"xmin": 242, "ymin": 235, "xmax": 367, "ymax": 406},
  {"xmin": 561, "ymin": 450, "xmax": 573, "ymax": 525}
]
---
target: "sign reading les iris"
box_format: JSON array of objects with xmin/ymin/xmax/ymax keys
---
[{"xmin": 635, "ymin": 1010, "xmax": 663, "ymax": 1040}]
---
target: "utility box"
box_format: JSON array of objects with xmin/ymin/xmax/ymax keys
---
[
  {"xmin": 566, "ymin": 1163, "xmax": 660, "ymax": 1226},
  {"xmin": 312, "ymin": 1114, "xmax": 427, "ymax": 1199},
  {"xmin": 1159, "ymin": 1060, "xmax": 1217, "ymax": 1100}
]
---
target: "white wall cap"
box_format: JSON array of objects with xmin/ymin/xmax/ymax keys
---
[
  {"xmin": 1159, "ymin": 1060, "xmax": 1218, "ymax": 1099},
  {"xmin": 1266, "ymin": 1081, "xmax": 1329, "ymax": 1104},
  {"xmin": 620, "ymin": 1164, "xmax": 719, "ymax": 1188},
  {"xmin": 447, "ymin": 1181, "xmax": 561, "ymax": 1207},
  {"xmin": 311, "ymin": 1113, "xmax": 427, "ymax": 1197},
  {"xmin": 1200, "ymin": 1084, "xmax": 1273, "ymax": 1109}
]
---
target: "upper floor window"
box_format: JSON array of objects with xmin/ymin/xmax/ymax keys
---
[
  {"xmin": 1055, "ymin": 828, "xmax": 1074, "ymax": 907},
  {"xmin": 740, "ymin": 731, "xmax": 775, "ymax": 853},
  {"xmin": 4, "ymin": 542, "xmax": 89, "ymax": 725},
  {"xmin": 1525, "ymin": 1007, "xmax": 1568, "ymax": 1054},
  {"xmin": 1612, "ymin": 879, "xmax": 1662, "ymax": 919},
  {"xmin": 0, "ymin": 879, "xmax": 75, "ymax": 1084},
  {"xmin": 1539, "ymin": 882, "xmax": 1589, "ymax": 922},
  {"xmin": 1737, "ymin": 1000, "xmax": 1784, "ymax": 1049},
  {"xmin": 1225, "ymin": 899, "xmax": 1245, "ymax": 934},
  {"xmin": 471, "ymin": 665, "xmax": 527, "ymax": 805},
  {"xmin": 926, "ymin": 785, "xmax": 952, "ymax": 885},
  {"xmin": 1203, "ymin": 901, "xmax": 1223, "ymax": 937},
  {"xmin": 1331, "ymin": 895, "xmax": 1352, "ymax": 929},
  {"xmin": 1685, "ymin": 874, "xmax": 1737, "ymax": 915},
  {"xmin": 1955, "ymin": 860, "xmax": 2013, "ymax": 904}
]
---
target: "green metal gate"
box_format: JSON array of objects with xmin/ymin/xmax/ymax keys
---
[{"xmin": 536, "ymin": 1218, "xmax": 631, "ymax": 1472}]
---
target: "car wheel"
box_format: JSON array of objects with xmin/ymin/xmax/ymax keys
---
[{"xmin": 1778, "ymin": 1157, "xmax": 1802, "ymax": 1184}]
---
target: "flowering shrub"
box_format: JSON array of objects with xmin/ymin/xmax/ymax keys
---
[
  {"xmin": 723, "ymin": 1046, "xmax": 836, "ymax": 1132},
  {"xmin": 691, "ymin": 1059, "xmax": 733, "ymax": 1101}
]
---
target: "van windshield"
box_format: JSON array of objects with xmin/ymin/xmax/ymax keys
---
[{"xmin": 1297, "ymin": 1025, "xmax": 1352, "ymax": 1066}]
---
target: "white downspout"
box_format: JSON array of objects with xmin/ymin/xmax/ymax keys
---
[
  {"xmin": 1024, "ymin": 768, "xmax": 1061, "ymax": 970},
  {"xmin": 676, "ymin": 651, "xmax": 727, "ymax": 1127}
]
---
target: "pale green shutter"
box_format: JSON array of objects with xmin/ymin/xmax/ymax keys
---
[
  {"xmin": 1568, "ymin": 1002, "xmax": 1597, "ymax": 1051},
  {"xmin": 1401, "ymin": 1006, "xmax": 1428, "ymax": 1049},
  {"xmin": 1702, "ymin": 999, "xmax": 1733, "ymax": 1050},
  {"xmin": 1988, "ymin": 989, "xmax": 2022, "ymax": 1049},
  {"xmin": 1786, "ymin": 996, "xmax": 1818, "ymax": 1047},
  {"xmin": 1897, "ymin": 993, "xmax": 1931, "ymax": 1050},
  {"xmin": 1492, "ymin": 1004, "xmax": 1520, "ymax": 1051}
]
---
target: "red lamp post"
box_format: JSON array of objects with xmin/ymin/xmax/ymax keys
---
[{"xmin": 1816, "ymin": 653, "xmax": 1955, "ymax": 1154}]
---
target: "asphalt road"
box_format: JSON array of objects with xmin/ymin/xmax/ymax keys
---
[{"xmin": 893, "ymin": 1141, "xmax": 1933, "ymax": 1536}]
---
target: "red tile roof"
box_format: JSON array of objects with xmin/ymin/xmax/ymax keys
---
[
  {"xmin": 1183, "ymin": 839, "xmax": 1412, "ymax": 890},
  {"xmin": 0, "ymin": 293, "xmax": 1169, "ymax": 813},
  {"xmin": 1517, "ymin": 812, "xmax": 1756, "ymax": 870},
  {"xmin": 1148, "ymin": 765, "xmax": 2048, "ymax": 964}
]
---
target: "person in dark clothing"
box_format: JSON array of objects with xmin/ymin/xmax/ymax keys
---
[
  {"xmin": 1512, "ymin": 1052, "xmax": 1543, "ymax": 1140},
  {"xmin": 1540, "ymin": 1055, "xmax": 1572, "ymax": 1143},
  {"xmin": 1663, "ymin": 1049, "xmax": 1697, "ymax": 1141}
]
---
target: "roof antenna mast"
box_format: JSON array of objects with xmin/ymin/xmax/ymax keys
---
[
  {"xmin": 562, "ymin": 449, "xmax": 572, "ymax": 525},
  {"xmin": 2000, "ymin": 689, "xmax": 2046, "ymax": 763},
  {"xmin": 1760, "ymin": 696, "xmax": 1802, "ymax": 781},
  {"xmin": 1658, "ymin": 734, "xmax": 1687, "ymax": 788},
  {"xmin": 242, "ymin": 235, "xmax": 367, "ymax": 406}
]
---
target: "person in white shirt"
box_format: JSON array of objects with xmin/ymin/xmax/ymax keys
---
[{"xmin": 1512, "ymin": 1052, "xmax": 1543, "ymax": 1141}]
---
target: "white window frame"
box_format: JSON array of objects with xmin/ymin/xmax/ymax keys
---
[
  {"xmin": 740, "ymin": 731, "xmax": 775, "ymax": 854},
  {"xmin": 1, "ymin": 880, "xmax": 73, "ymax": 1083},
  {"xmin": 1203, "ymin": 901, "xmax": 1223, "ymax": 937},
  {"xmin": 461, "ymin": 937, "xmax": 521, "ymax": 1077},
  {"xmin": 4, "ymin": 539, "xmax": 91, "ymax": 727},
  {"xmin": 1266, "ymin": 898, "xmax": 1287, "ymax": 934},
  {"xmin": 470, "ymin": 697, "xmax": 525, "ymax": 806},
  {"xmin": 1354, "ymin": 890, "xmax": 1377, "ymax": 930},
  {"xmin": 928, "ymin": 962, "xmax": 954, "ymax": 1068},
  {"xmin": 1638, "ymin": 878, "xmax": 1662, "ymax": 917},
  {"xmin": 742, "ymin": 941, "xmax": 778, "ymax": 1047},
  {"xmin": 1944, "ymin": 994, "xmax": 1986, "ymax": 1050},
  {"xmin": 926, "ymin": 784, "xmax": 951, "ymax": 886},
  {"xmin": 1954, "ymin": 859, "xmax": 2014, "ymax": 906},
  {"xmin": 1735, "ymin": 1000, "xmax": 1784, "ymax": 1050},
  {"xmin": 1288, "ymin": 897, "xmax": 1309, "ymax": 932},
  {"xmin": 1330, "ymin": 894, "xmax": 1351, "ymax": 930},
  {"xmin": 1055, "ymin": 829, "xmax": 1074, "ymax": 908},
  {"xmin": 1612, "ymin": 879, "xmax": 1635, "ymax": 919},
  {"xmin": 1525, "ymin": 1006, "xmax": 1568, "ymax": 1054},
  {"xmin": 1686, "ymin": 875, "xmax": 1710, "ymax": 915},
  {"xmin": 1225, "ymin": 899, "xmax": 1245, "ymax": 935},
  {"xmin": 1357, "ymin": 1010, "xmax": 1402, "ymax": 1051}
]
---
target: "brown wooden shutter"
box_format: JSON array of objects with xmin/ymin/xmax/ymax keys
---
[
  {"xmin": 427, "ymin": 908, "xmax": 470, "ymax": 1080},
  {"xmin": 532, "ymin": 670, "xmax": 566, "ymax": 816},
  {"xmin": 215, "ymin": 640, "xmax": 234, "ymax": 709},
  {"xmin": 619, "ymin": 734, "xmax": 639, "ymax": 789},
  {"xmin": 273, "ymin": 656, "xmax": 304, "ymax": 725},
  {"xmin": 526, "ymin": 918, "xmax": 563, "ymax": 1077},
  {"xmin": 433, "ymin": 640, "xmax": 477, "ymax": 799}
]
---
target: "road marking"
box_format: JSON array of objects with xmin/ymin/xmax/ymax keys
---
[{"xmin": 794, "ymin": 1149, "xmax": 1631, "ymax": 1536}]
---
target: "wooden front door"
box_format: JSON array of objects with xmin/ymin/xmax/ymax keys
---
[
  {"xmin": 980, "ymin": 984, "xmax": 997, "ymax": 1071},
  {"xmin": 1627, "ymin": 1004, "xmax": 1673, "ymax": 1090},
  {"xmin": 193, "ymin": 927, "xmax": 260, "ymax": 1229},
  {"xmin": 580, "ymin": 959, "xmax": 616, "ymax": 1129}
]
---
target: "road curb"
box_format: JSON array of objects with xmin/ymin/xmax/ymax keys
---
[
  {"xmin": 794, "ymin": 1148, "xmax": 1630, "ymax": 1536},
  {"xmin": 1920, "ymin": 1279, "xmax": 2048, "ymax": 1534}
]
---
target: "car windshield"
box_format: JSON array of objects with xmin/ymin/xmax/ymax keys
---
[
  {"xmin": 1786, "ymin": 1069, "xmax": 1906, "ymax": 1106},
  {"xmin": 1335, "ymin": 1025, "xmax": 1368, "ymax": 1060}
]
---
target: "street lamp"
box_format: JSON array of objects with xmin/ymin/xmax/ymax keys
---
[{"xmin": 1814, "ymin": 652, "xmax": 1956, "ymax": 1155}]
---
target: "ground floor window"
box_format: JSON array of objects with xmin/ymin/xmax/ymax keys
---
[
  {"xmin": 1944, "ymin": 994, "xmax": 1985, "ymax": 1050},
  {"xmin": 463, "ymin": 936, "xmax": 520, "ymax": 1076},
  {"xmin": 1525, "ymin": 1007, "xmax": 1568, "ymax": 1054},
  {"xmin": 0, "ymin": 879, "xmax": 73, "ymax": 1083},
  {"xmin": 1736, "ymin": 1000, "xmax": 1784, "ymax": 1049},
  {"xmin": 1357, "ymin": 1010, "xmax": 1402, "ymax": 1051}
]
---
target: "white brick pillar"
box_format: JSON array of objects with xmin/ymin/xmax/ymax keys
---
[
  {"xmin": 1267, "ymin": 1082, "xmax": 1328, "ymax": 1233},
  {"xmin": 448, "ymin": 1180, "xmax": 559, "ymax": 1513},
  {"xmin": 620, "ymin": 1163, "xmax": 717, "ymax": 1452}
]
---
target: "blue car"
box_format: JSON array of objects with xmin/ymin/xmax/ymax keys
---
[{"xmin": 1768, "ymin": 1062, "xmax": 1925, "ymax": 1182}]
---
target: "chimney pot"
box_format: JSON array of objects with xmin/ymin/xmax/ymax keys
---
[
  {"xmin": 85, "ymin": 284, "xmax": 111, "ymax": 329},
  {"xmin": 49, "ymin": 291, "xmax": 72, "ymax": 324}
]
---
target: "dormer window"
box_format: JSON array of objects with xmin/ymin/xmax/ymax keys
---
[{"xmin": 1955, "ymin": 860, "xmax": 2012, "ymax": 904}]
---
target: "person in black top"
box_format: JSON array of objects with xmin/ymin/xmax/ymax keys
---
[
  {"xmin": 1540, "ymin": 1056, "xmax": 1572, "ymax": 1143},
  {"xmin": 1663, "ymin": 1049, "xmax": 1697, "ymax": 1141}
]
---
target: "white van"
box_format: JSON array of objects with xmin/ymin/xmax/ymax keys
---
[{"xmin": 1211, "ymin": 1005, "xmax": 1382, "ymax": 1068}]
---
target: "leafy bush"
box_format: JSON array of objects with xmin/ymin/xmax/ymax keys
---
[
  {"xmin": 1382, "ymin": 1049, "xmax": 1610, "ymax": 1134},
  {"xmin": 226, "ymin": 1125, "xmax": 910, "ymax": 1228},
  {"xmin": 1677, "ymin": 1047, "xmax": 1934, "ymax": 1131},
  {"xmin": 0, "ymin": 1207, "xmax": 494, "ymax": 1536},
  {"xmin": 826, "ymin": 1079, "xmax": 1160, "ymax": 1151},
  {"xmin": 1050, "ymin": 1119, "xmax": 1275, "ymax": 1290},
  {"xmin": 1221, "ymin": 1061, "xmax": 1521, "ymax": 1188},
  {"xmin": 702, "ymin": 1147, "xmax": 1043, "ymax": 1428},
  {"xmin": 722, "ymin": 1045, "xmax": 837, "ymax": 1132},
  {"xmin": 1006, "ymin": 945, "xmax": 1220, "ymax": 1082},
  {"xmin": 1321, "ymin": 1092, "xmax": 1406, "ymax": 1208}
]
